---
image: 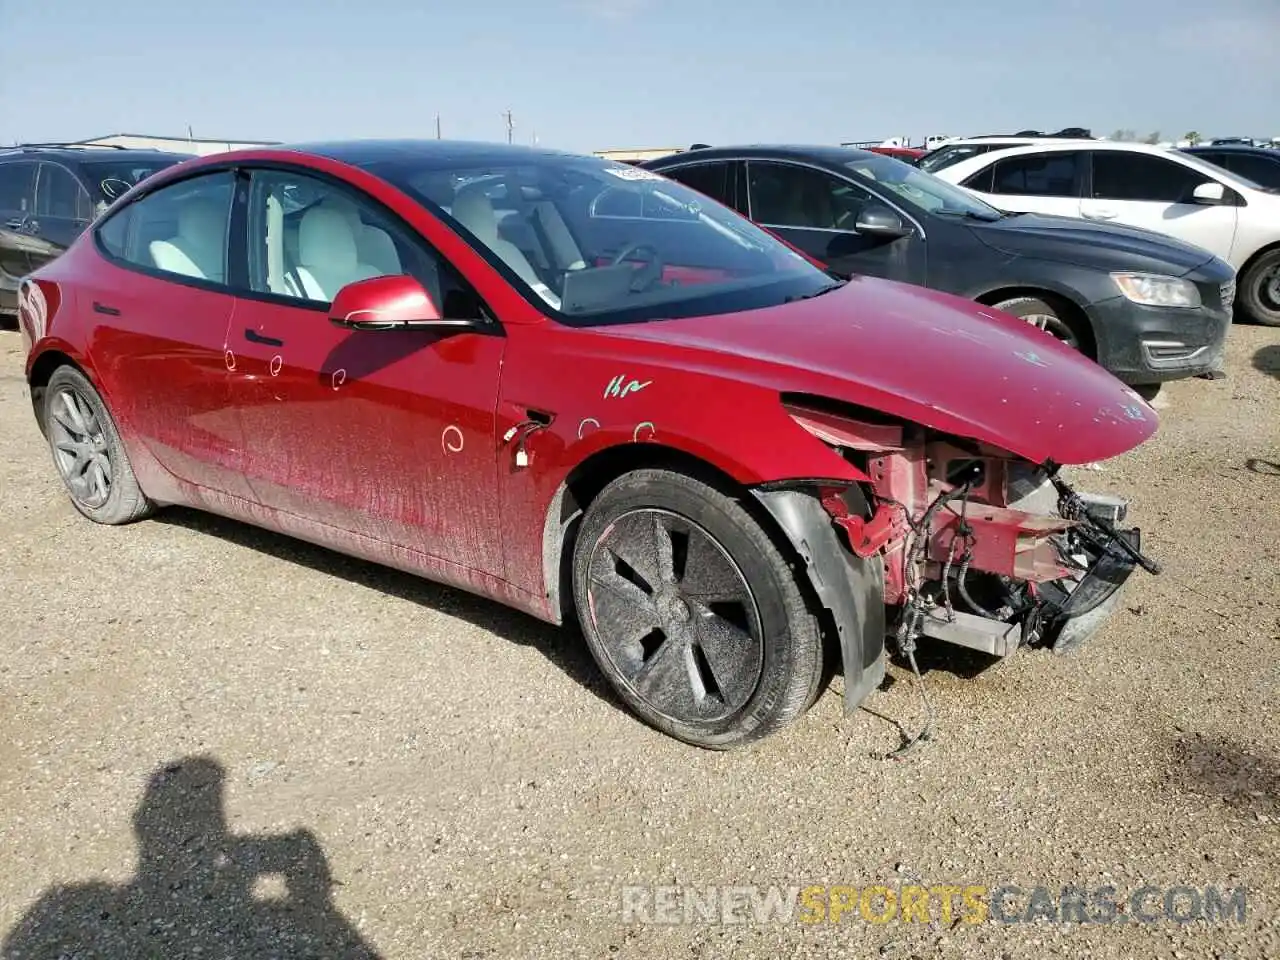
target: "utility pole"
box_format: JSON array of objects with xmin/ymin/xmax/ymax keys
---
[
  {"xmin": 503, "ymin": 109, "xmax": 514, "ymax": 144},
  {"xmin": 434, "ymin": 114, "xmax": 441, "ymax": 140}
]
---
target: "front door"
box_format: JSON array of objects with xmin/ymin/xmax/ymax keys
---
[
  {"xmin": 970, "ymin": 150, "xmax": 1087, "ymax": 219},
  {"xmin": 85, "ymin": 168, "xmax": 247, "ymax": 498},
  {"xmin": 743, "ymin": 160, "xmax": 924, "ymax": 284},
  {"xmin": 228, "ymin": 166, "xmax": 507, "ymax": 576},
  {"xmin": 0, "ymin": 160, "xmax": 39, "ymax": 288},
  {"xmin": 1083, "ymin": 151, "xmax": 1239, "ymax": 262}
]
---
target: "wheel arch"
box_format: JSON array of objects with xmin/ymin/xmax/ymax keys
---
[
  {"xmin": 1237, "ymin": 240, "xmax": 1280, "ymax": 279},
  {"xmin": 539, "ymin": 439, "xmax": 887, "ymax": 714},
  {"xmin": 973, "ymin": 285, "xmax": 1098, "ymax": 357},
  {"xmin": 26, "ymin": 348, "xmax": 87, "ymax": 436},
  {"xmin": 540, "ymin": 441, "xmax": 756, "ymax": 626}
]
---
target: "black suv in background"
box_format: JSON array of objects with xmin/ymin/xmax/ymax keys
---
[{"xmin": 0, "ymin": 143, "xmax": 186, "ymax": 322}]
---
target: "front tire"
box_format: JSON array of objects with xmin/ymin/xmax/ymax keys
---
[
  {"xmin": 992, "ymin": 295, "xmax": 1087, "ymax": 352},
  {"xmin": 1238, "ymin": 249, "xmax": 1280, "ymax": 326},
  {"xmin": 43, "ymin": 366, "xmax": 154, "ymax": 525},
  {"xmin": 572, "ymin": 469, "xmax": 824, "ymax": 749}
]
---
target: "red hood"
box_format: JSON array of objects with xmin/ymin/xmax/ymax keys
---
[{"xmin": 598, "ymin": 276, "xmax": 1157, "ymax": 465}]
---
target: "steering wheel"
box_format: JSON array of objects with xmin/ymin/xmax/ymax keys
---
[{"xmin": 610, "ymin": 243, "xmax": 664, "ymax": 292}]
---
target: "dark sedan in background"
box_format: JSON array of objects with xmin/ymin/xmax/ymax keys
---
[
  {"xmin": 0, "ymin": 143, "xmax": 185, "ymax": 322},
  {"xmin": 642, "ymin": 145, "xmax": 1235, "ymax": 391},
  {"xmin": 1182, "ymin": 145, "xmax": 1280, "ymax": 190}
]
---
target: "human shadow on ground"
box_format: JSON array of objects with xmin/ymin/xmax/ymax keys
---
[
  {"xmin": 1252, "ymin": 343, "xmax": 1280, "ymax": 381},
  {"xmin": 154, "ymin": 508, "xmax": 617, "ymax": 710},
  {"xmin": 1, "ymin": 756, "xmax": 381, "ymax": 959}
]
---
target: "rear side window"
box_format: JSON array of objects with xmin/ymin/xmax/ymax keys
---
[
  {"xmin": 660, "ymin": 162, "xmax": 734, "ymax": 208},
  {"xmin": 988, "ymin": 152, "xmax": 1082, "ymax": 197},
  {"xmin": 1091, "ymin": 153, "xmax": 1209, "ymax": 203},
  {"xmin": 95, "ymin": 171, "xmax": 235, "ymax": 285},
  {"xmin": 36, "ymin": 163, "xmax": 94, "ymax": 221},
  {"xmin": 0, "ymin": 161, "xmax": 37, "ymax": 212},
  {"xmin": 919, "ymin": 143, "xmax": 997, "ymax": 173}
]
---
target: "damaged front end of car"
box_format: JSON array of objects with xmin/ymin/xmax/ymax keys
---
[{"xmin": 755, "ymin": 394, "xmax": 1161, "ymax": 730}]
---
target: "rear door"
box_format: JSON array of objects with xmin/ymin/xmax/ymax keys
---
[
  {"xmin": 743, "ymin": 159, "xmax": 925, "ymax": 283},
  {"xmin": 30, "ymin": 161, "xmax": 95, "ymax": 270},
  {"xmin": 656, "ymin": 159, "xmax": 746, "ymax": 214},
  {"xmin": 965, "ymin": 150, "xmax": 1086, "ymax": 217},
  {"xmin": 1083, "ymin": 151, "xmax": 1238, "ymax": 260},
  {"xmin": 81, "ymin": 168, "xmax": 248, "ymax": 498}
]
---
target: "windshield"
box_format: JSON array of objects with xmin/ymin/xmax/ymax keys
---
[
  {"xmin": 368, "ymin": 153, "xmax": 834, "ymax": 325},
  {"xmin": 843, "ymin": 154, "xmax": 1005, "ymax": 220},
  {"xmin": 79, "ymin": 158, "xmax": 182, "ymax": 204}
]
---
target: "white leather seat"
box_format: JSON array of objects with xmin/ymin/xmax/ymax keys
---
[
  {"xmin": 320, "ymin": 197, "xmax": 402, "ymax": 276},
  {"xmin": 451, "ymin": 190, "xmax": 545, "ymax": 291},
  {"xmin": 292, "ymin": 206, "xmax": 382, "ymax": 301},
  {"xmin": 149, "ymin": 198, "xmax": 226, "ymax": 281}
]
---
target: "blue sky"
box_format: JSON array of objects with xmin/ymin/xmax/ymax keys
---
[{"xmin": 3, "ymin": 0, "xmax": 1277, "ymax": 151}]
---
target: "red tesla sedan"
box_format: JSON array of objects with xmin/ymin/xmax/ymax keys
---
[{"xmin": 17, "ymin": 140, "xmax": 1161, "ymax": 749}]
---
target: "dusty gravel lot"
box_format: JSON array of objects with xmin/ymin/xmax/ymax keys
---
[{"xmin": 1, "ymin": 324, "xmax": 1278, "ymax": 959}]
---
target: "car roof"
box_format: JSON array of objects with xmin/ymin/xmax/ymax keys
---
[
  {"xmin": 0, "ymin": 144, "xmax": 188, "ymax": 163},
  {"xmin": 1185, "ymin": 144, "xmax": 1280, "ymax": 156},
  {"xmin": 933, "ymin": 136, "xmax": 1083, "ymax": 147},
  {"xmin": 938, "ymin": 139, "xmax": 1265, "ymax": 192},
  {"xmin": 642, "ymin": 144, "xmax": 880, "ymax": 167},
  {"xmin": 268, "ymin": 138, "xmax": 586, "ymax": 168}
]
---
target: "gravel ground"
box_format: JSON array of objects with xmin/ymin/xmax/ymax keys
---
[{"xmin": 1, "ymin": 324, "xmax": 1278, "ymax": 959}]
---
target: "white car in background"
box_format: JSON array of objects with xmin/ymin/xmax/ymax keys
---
[{"xmin": 934, "ymin": 141, "xmax": 1280, "ymax": 325}]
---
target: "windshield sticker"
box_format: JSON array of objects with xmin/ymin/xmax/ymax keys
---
[
  {"xmin": 604, "ymin": 374, "xmax": 652, "ymax": 399},
  {"xmin": 603, "ymin": 165, "xmax": 664, "ymax": 181}
]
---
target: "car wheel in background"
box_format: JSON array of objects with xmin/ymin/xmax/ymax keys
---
[
  {"xmin": 1237, "ymin": 249, "xmax": 1280, "ymax": 327},
  {"xmin": 991, "ymin": 296, "xmax": 1086, "ymax": 352},
  {"xmin": 43, "ymin": 366, "xmax": 154, "ymax": 525},
  {"xmin": 572, "ymin": 468, "xmax": 825, "ymax": 749}
]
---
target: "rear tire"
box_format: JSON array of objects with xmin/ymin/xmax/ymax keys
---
[
  {"xmin": 991, "ymin": 295, "xmax": 1087, "ymax": 352},
  {"xmin": 1237, "ymin": 249, "xmax": 1280, "ymax": 326},
  {"xmin": 43, "ymin": 366, "xmax": 154, "ymax": 525},
  {"xmin": 571, "ymin": 468, "xmax": 824, "ymax": 749}
]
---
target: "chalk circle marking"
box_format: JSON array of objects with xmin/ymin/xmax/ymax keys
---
[
  {"xmin": 269, "ymin": 355, "xmax": 283, "ymax": 377},
  {"xmin": 633, "ymin": 421, "xmax": 656, "ymax": 442},
  {"xmin": 331, "ymin": 369, "xmax": 346, "ymax": 391},
  {"xmin": 224, "ymin": 350, "xmax": 236, "ymax": 371},
  {"xmin": 577, "ymin": 417, "xmax": 601, "ymax": 440},
  {"xmin": 442, "ymin": 425, "xmax": 464, "ymax": 453}
]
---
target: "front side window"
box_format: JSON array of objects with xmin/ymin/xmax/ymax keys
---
[
  {"xmin": 1222, "ymin": 154, "xmax": 1280, "ymax": 190},
  {"xmin": 36, "ymin": 163, "xmax": 93, "ymax": 221},
  {"xmin": 747, "ymin": 161, "xmax": 871, "ymax": 230},
  {"xmin": 1091, "ymin": 153, "xmax": 1208, "ymax": 203},
  {"xmin": 0, "ymin": 161, "xmax": 37, "ymax": 212},
  {"xmin": 244, "ymin": 168, "xmax": 484, "ymax": 317},
  {"xmin": 988, "ymin": 152, "xmax": 1083, "ymax": 197},
  {"xmin": 364, "ymin": 153, "xmax": 830, "ymax": 326},
  {"xmin": 95, "ymin": 170, "xmax": 234, "ymax": 284}
]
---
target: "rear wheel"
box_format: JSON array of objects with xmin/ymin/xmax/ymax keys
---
[
  {"xmin": 43, "ymin": 366, "xmax": 154, "ymax": 525},
  {"xmin": 572, "ymin": 469, "xmax": 824, "ymax": 749},
  {"xmin": 991, "ymin": 295, "xmax": 1087, "ymax": 352},
  {"xmin": 1238, "ymin": 249, "xmax": 1280, "ymax": 326}
]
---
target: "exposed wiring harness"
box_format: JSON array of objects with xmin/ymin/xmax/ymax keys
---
[{"xmin": 879, "ymin": 477, "xmax": 978, "ymax": 759}]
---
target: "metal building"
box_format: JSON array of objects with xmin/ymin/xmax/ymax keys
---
[{"xmin": 74, "ymin": 132, "xmax": 279, "ymax": 156}]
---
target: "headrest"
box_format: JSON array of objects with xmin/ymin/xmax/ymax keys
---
[
  {"xmin": 299, "ymin": 206, "xmax": 357, "ymax": 269},
  {"xmin": 177, "ymin": 198, "xmax": 225, "ymax": 242},
  {"xmin": 451, "ymin": 189, "xmax": 498, "ymax": 243}
]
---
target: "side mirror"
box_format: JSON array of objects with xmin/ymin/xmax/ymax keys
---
[
  {"xmin": 328, "ymin": 275, "xmax": 475, "ymax": 331},
  {"xmin": 1191, "ymin": 181, "xmax": 1227, "ymax": 205},
  {"xmin": 853, "ymin": 204, "xmax": 911, "ymax": 239}
]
